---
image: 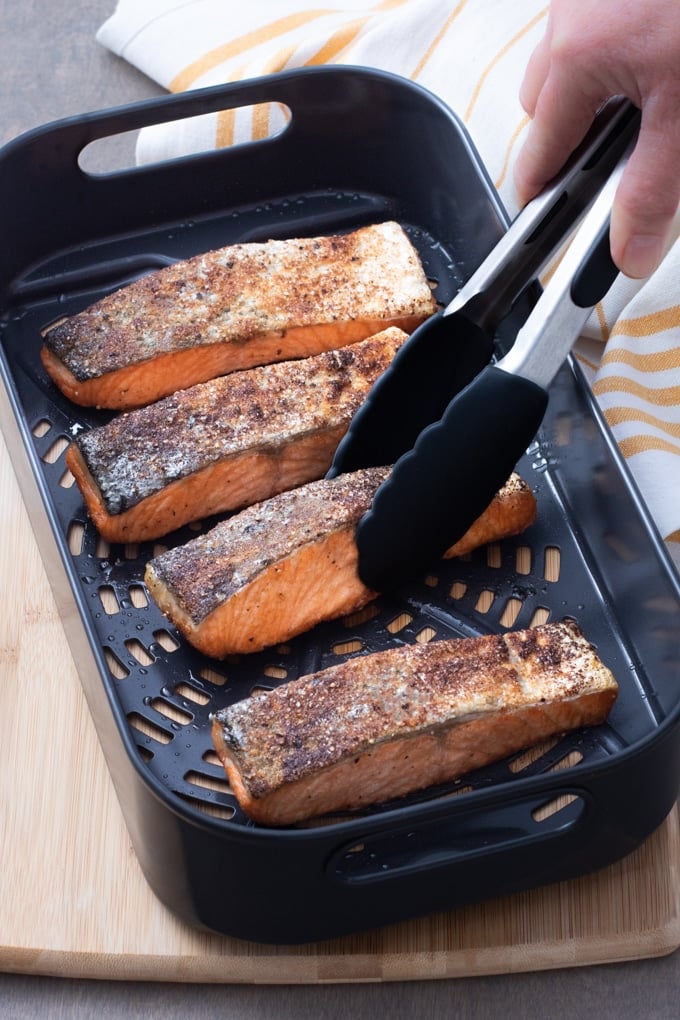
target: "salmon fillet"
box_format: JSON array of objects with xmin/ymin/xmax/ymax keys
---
[
  {"xmin": 65, "ymin": 328, "xmax": 407, "ymax": 544},
  {"xmin": 41, "ymin": 221, "xmax": 437, "ymax": 409},
  {"xmin": 144, "ymin": 468, "xmax": 537, "ymax": 658},
  {"xmin": 211, "ymin": 619, "xmax": 618, "ymax": 825}
]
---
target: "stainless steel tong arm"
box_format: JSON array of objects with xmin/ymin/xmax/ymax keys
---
[
  {"xmin": 444, "ymin": 97, "xmax": 639, "ymax": 330},
  {"xmin": 497, "ymin": 151, "xmax": 628, "ymax": 390}
]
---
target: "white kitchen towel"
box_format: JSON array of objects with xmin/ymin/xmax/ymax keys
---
[{"xmin": 97, "ymin": 0, "xmax": 680, "ymax": 568}]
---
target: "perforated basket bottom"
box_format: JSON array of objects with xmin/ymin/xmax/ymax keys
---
[
  {"xmin": 2, "ymin": 209, "xmax": 646, "ymax": 834},
  {"xmin": 33, "ymin": 420, "xmax": 625, "ymax": 831}
]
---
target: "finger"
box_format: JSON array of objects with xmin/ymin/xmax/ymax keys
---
[
  {"xmin": 514, "ymin": 75, "xmax": 603, "ymax": 206},
  {"xmin": 610, "ymin": 95, "xmax": 680, "ymax": 278},
  {"xmin": 519, "ymin": 28, "xmax": 551, "ymax": 116}
]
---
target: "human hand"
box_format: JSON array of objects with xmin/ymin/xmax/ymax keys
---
[{"xmin": 514, "ymin": 0, "xmax": 680, "ymax": 279}]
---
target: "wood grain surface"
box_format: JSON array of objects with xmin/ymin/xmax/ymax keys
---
[{"xmin": 1, "ymin": 426, "xmax": 679, "ymax": 984}]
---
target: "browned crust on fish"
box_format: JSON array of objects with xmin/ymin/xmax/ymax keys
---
[
  {"xmin": 41, "ymin": 222, "xmax": 438, "ymax": 409},
  {"xmin": 65, "ymin": 328, "xmax": 407, "ymax": 543},
  {"xmin": 210, "ymin": 620, "xmax": 618, "ymax": 825},
  {"xmin": 143, "ymin": 468, "xmax": 537, "ymax": 657}
]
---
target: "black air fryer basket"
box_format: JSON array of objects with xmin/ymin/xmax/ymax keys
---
[{"xmin": 2, "ymin": 68, "xmax": 680, "ymax": 945}]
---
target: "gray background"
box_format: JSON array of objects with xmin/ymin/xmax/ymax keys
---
[{"xmin": 1, "ymin": 1, "xmax": 679, "ymax": 1016}]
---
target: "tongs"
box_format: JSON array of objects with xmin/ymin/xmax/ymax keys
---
[{"xmin": 329, "ymin": 97, "xmax": 641, "ymax": 591}]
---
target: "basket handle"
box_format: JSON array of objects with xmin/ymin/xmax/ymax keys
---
[
  {"xmin": 328, "ymin": 787, "xmax": 588, "ymax": 885},
  {"xmin": 0, "ymin": 66, "xmax": 416, "ymax": 299}
]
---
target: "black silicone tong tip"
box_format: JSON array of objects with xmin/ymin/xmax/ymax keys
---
[
  {"xmin": 328, "ymin": 309, "xmax": 494, "ymax": 476},
  {"xmin": 355, "ymin": 367, "xmax": 548, "ymax": 591}
]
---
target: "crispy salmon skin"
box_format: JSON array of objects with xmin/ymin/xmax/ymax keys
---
[
  {"xmin": 66, "ymin": 328, "xmax": 407, "ymax": 543},
  {"xmin": 144, "ymin": 468, "xmax": 536, "ymax": 657},
  {"xmin": 41, "ymin": 221, "xmax": 437, "ymax": 409},
  {"xmin": 211, "ymin": 620, "xmax": 618, "ymax": 825}
]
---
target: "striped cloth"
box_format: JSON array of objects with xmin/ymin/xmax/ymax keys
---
[{"xmin": 97, "ymin": 0, "xmax": 680, "ymax": 570}]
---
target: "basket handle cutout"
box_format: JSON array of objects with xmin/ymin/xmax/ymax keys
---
[{"xmin": 78, "ymin": 101, "xmax": 292, "ymax": 176}]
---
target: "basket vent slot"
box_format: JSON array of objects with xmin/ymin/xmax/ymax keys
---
[
  {"xmin": 475, "ymin": 590, "xmax": 495, "ymax": 614},
  {"xmin": 95, "ymin": 535, "xmax": 110, "ymax": 558},
  {"xmin": 509, "ymin": 738, "xmax": 561, "ymax": 773},
  {"xmin": 67, "ymin": 520, "xmax": 84, "ymax": 556},
  {"xmin": 128, "ymin": 584, "xmax": 148, "ymax": 609},
  {"xmin": 59, "ymin": 467, "xmax": 75, "ymax": 489},
  {"xmin": 500, "ymin": 597, "xmax": 523, "ymax": 627},
  {"xmin": 127, "ymin": 712, "xmax": 172, "ymax": 745},
  {"xmin": 104, "ymin": 647, "xmax": 129, "ymax": 680},
  {"xmin": 549, "ymin": 749, "xmax": 584, "ymax": 771},
  {"xmin": 387, "ymin": 612, "xmax": 413, "ymax": 634},
  {"xmin": 150, "ymin": 699, "xmax": 193, "ymax": 726},
  {"xmin": 153, "ymin": 629, "xmax": 180, "ymax": 653},
  {"xmin": 344, "ymin": 605, "xmax": 381, "ymax": 627},
  {"xmin": 194, "ymin": 666, "xmax": 228, "ymax": 688},
  {"xmin": 41, "ymin": 435, "xmax": 68, "ymax": 464},
  {"xmin": 184, "ymin": 770, "xmax": 231, "ymax": 795},
  {"xmin": 529, "ymin": 607, "xmax": 551, "ymax": 627},
  {"xmin": 32, "ymin": 418, "xmax": 52, "ymax": 438},
  {"xmin": 174, "ymin": 682, "xmax": 211, "ymax": 706},
  {"xmin": 486, "ymin": 544, "xmax": 502, "ymax": 568},
  {"xmin": 532, "ymin": 793, "xmax": 581, "ymax": 822},
  {"xmin": 98, "ymin": 585, "xmax": 119, "ymax": 615},
  {"xmin": 250, "ymin": 684, "xmax": 274, "ymax": 697},
  {"xmin": 515, "ymin": 546, "xmax": 532, "ymax": 574},
  {"xmin": 544, "ymin": 546, "xmax": 561, "ymax": 582},
  {"xmin": 125, "ymin": 638, "xmax": 154, "ymax": 667},
  {"xmin": 333, "ymin": 639, "xmax": 363, "ymax": 655},
  {"xmin": 177, "ymin": 795, "xmax": 236, "ymax": 822},
  {"xmin": 263, "ymin": 665, "xmax": 288, "ymax": 680}
]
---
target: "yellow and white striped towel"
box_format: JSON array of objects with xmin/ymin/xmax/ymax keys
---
[{"xmin": 97, "ymin": 0, "xmax": 680, "ymax": 569}]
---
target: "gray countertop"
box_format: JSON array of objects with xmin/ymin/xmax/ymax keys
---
[{"xmin": 1, "ymin": 1, "xmax": 679, "ymax": 1016}]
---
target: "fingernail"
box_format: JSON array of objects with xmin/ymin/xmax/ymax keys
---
[{"xmin": 621, "ymin": 234, "xmax": 665, "ymax": 279}]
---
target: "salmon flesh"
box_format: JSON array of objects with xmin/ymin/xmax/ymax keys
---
[
  {"xmin": 144, "ymin": 468, "xmax": 537, "ymax": 657},
  {"xmin": 66, "ymin": 328, "xmax": 407, "ymax": 543},
  {"xmin": 41, "ymin": 221, "xmax": 437, "ymax": 409},
  {"xmin": 211, "ymin": 619, "xmax": 618, "ymax": 825}
]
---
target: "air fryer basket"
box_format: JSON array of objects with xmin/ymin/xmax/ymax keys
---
[{"xmin": 2, "ymin": 68, "xmax": 680, "ymax": 945}]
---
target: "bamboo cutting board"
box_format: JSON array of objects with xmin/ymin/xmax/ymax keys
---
[{"xmin": 1, "ymin": 429, "xmax": 680, "ymax": 984}]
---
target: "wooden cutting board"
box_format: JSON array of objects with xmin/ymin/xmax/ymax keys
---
[{"xmin": 1, "ymin": 430, "xmax": 679, "ymax": 984}]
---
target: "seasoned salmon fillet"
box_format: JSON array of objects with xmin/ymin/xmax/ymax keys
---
[
  {"xmin": 144, "ymin": 468, "xmax": 536, "ymax": 657},
  {"xmin": 41, "ymin": 221, "xmax": 437, "ymax": 409},
  {"xmin": 211, "ymin": 619, "xmax": 618, "ymax": 825},
  {"xmin": 65, "ymin": 328, "xmax": 407, "ymax": 544}
]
